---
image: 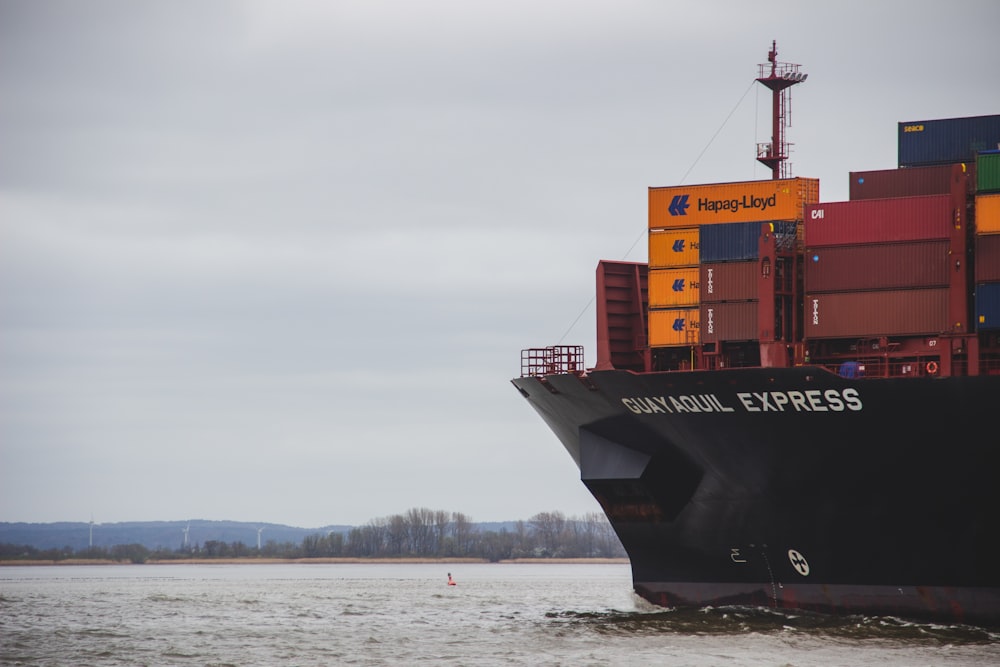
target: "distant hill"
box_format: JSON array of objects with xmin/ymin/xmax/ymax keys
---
[
  {"xmin": 0, "ymin": 520, "xmax": 355, "ymax": 552},
  {"xmin": 0, "ymin": 520, "xmax": 525, "ymax": 552}
]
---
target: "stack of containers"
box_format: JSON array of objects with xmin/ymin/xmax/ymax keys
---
[
  {"xmin": 647, "ymin": 225, "xmax": 700, "ymax": 346},
  {"xmin": 896, "ymin": 114, "xmax": 1000, "ymax": 334},
  {"xmin": 698, "ymin": 220, "xmax": 797, "ymax": 344},
  {"xmin": 803, "ymin": 196, "xmax": 957, "ymax": 338},
  {"xmin": 647, "ymin": 178, "xmax": 818, "ymax": 347},
  {"xmin": 975, "ymin": 149, "xmax": 1000, "ymax": 329}
]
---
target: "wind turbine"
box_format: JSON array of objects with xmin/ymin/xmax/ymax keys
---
[
  {"xmin": 257, "ymin": 527, "xmax": 264, "ymax": 550},
  {"xmin": 182, "ymin": 524, "xmax": 190, "ymax": 549},
  {"xmin": 89, "ymin": 515, "xmax": 97, "ymax": 548}
]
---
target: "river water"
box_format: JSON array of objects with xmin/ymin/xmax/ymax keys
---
[{"xmin": 1, "ymin": 562, "xmax": 997, "ymax": 666}]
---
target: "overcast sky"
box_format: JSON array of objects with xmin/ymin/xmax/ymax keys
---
[{"xmin": 2, "ymin": 1, "xmax": 997, "ymax": 528}]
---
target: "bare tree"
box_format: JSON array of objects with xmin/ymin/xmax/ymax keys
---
[
  {"xmin": 452, "ymin": 512, "xmax": 473, "ymax": 556},
  {"xmin": 529, "ymin": 511, "xmax": 567, "ymax": 556},
  {"xmin": 406, "ymin": 507, "xmax": 436, "ymax": 554}
]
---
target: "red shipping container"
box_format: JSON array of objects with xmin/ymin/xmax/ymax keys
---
[
  {"xmin": 804, "ymin": 195, "xmax": 955, "ymax": 247},
  {"xmin": 700, "ymin": 300, "xmax": 758, "ymax": 343},
  {"xmin": 700, "ymin": 261, "xmax": 758, "ymax": 302},
  {"xmin": 804, "ymin": 289, "xmax": 951, "ymax": 339},
  {"xmin": 848, "ymin": 163, "xmax": 973, "ymax": 200},
  {"xmin": 975, "ymin": 233, "xmax": 1000, "ymax": 282},
  {"xmin": 804, "ymin": 241, "xmax": 951, "ymax": 293}
]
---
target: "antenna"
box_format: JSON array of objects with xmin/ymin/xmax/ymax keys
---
[{"xmin": 755, "ymin": 40, "xmax": 807, "ymax": 179}]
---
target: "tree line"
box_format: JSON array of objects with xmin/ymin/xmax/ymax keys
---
[{"xmin": 0, "ymin": 509, "xmax": 626, "ymax": 563}]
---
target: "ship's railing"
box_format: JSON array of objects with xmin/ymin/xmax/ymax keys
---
[
  {"xmin": 816, "ymin": 356, "xmax": 1000, "ymax": 378},
  {"xmin": 982, "ymin": 356, "xmax": 1000, "ymax": 375},
  {"xmin": 520, "ymin": 346, "xmax": 585, "ymax": 377}
]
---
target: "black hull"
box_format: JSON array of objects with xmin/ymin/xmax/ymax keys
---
[{"xmin": 512, "ymin": 366, "xmax": 1000, "ymax": 627}]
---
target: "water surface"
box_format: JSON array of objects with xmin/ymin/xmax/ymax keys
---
[{"xmin": 2, "ymin": 563, "xmax": 997, "ymax": 666}]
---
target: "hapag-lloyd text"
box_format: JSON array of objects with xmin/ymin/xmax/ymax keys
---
[
  {"xmin": 698, "ymin": 193, "xmax": 777, "ymax": 214},
  {"xmin": 621, "ymin": 388, "xmax": 863, "ymax": 415}
]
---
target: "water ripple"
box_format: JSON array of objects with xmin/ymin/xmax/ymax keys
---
[{"xmin": 1, "ymin": 563, "xmax": 997, "ymax": 666}]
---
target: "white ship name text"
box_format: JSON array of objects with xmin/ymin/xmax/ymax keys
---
[{"xmin": 621, "ymin": 388, "xmax": 862, "ymax": 415}]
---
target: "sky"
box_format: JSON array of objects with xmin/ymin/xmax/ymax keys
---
[{"xmin": 2, "ymin": 0, "xmax": 998, "ymax": 528}]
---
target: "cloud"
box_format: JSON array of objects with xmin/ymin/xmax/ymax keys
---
[{"xmin": 2, "ymin": 0, "xmax": 998, "ymax": 526}]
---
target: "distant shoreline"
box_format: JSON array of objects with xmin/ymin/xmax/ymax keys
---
[{"xmin": 0, "ymin": 557, "xmax": 629, "ymax": 567}]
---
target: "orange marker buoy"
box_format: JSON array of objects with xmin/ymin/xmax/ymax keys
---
[{"xmin": 447, "ymin": 572, "xmax": 456, "ymax": 586}]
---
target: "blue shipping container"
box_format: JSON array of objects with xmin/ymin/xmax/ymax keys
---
[
  {"xmin": 699, "ymin": 221, "xmax": 797, "ymax": 262},
  {"xmin": 898, "ymin": 115, "xmax": 1000, "ymax": 167},
  {"xmin": 975, "ymin": 281, "xmax": 1000, "ymax": 331}
]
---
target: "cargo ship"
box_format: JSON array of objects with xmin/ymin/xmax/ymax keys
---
[{"xmin": 511, "ymin": 43, "xmax": 1000, "ymax": 627}]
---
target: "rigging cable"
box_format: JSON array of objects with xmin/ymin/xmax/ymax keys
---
[{"xmin": 557, "ymin": 79, "xmax": 758, "ymax": 346}]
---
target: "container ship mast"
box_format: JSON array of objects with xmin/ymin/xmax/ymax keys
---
[
  {"xmin": 754, "ymin": 41, "xmax": 808, "ymax": 368},
  {"xmin": 755, "ymin": 40, "xmax": 807, "ymax": 180}
]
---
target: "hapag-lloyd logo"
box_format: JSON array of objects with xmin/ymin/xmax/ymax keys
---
[{"xmin": 697, "ymin": 193, "xmax": 778, "ymax": 214}]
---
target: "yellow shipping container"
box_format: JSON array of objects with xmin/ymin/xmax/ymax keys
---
[
  {"xmin": 976, "ymin": 193, "xmax": 1000, "ymax": 234},
  {"xmin": 649, "ymin": 267, "xmax": 700, "ymax": 307},
  {"xmin": 649, "ymin": 177, "xmax": 819, "ymax": 228},
  {"xmin": 649, "ymin": 227, "xmax": 699, "ymax": 268},
  {"xmin": 649, "ymin": 307, "xmax": 701, "ymax": 347}
]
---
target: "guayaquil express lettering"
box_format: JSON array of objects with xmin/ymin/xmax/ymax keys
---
[
  {"xmin": 621, "ymin": 388, "xmax": 863, "ymax": 415},
  {"xmin": 698, "ymin": 193, "xmax": 777, "ymax": 214}
]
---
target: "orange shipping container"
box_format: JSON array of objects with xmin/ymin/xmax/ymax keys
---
[
  {"xmin": 649, "ymin": 268, "xmax": 700, "ymax": 307},
  {"xmin": 649, "ymin": 307, "xmax": 701, "ymax": 347},
  {"xmin": 649, "ymin": 177, "xmax": 819, "ymax": 229},
  {"xmin": 649, "ymin": 227, "xmax": 699, "ymax": 268},
  {"xmin": 976, "ymin": 193, "xmax": 1000, "ymax": 234}
]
